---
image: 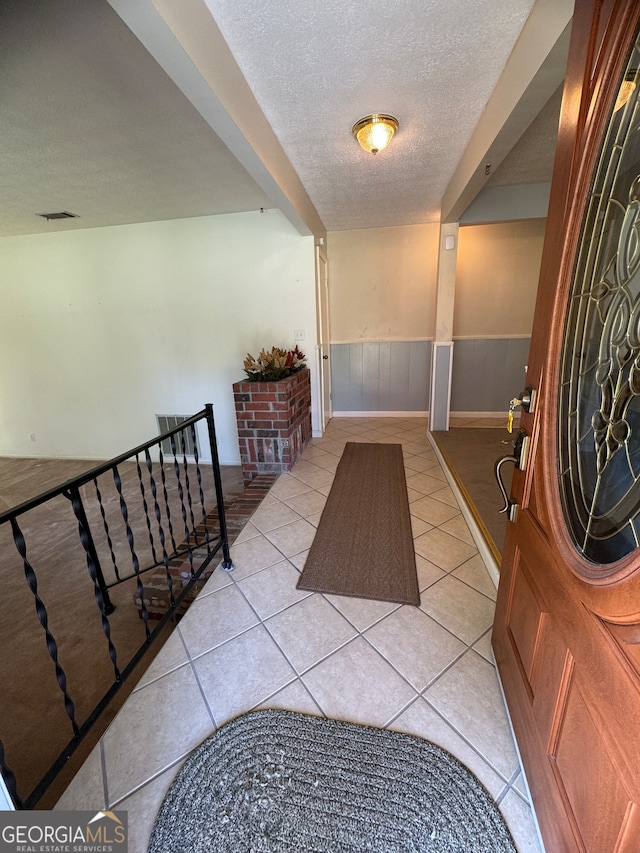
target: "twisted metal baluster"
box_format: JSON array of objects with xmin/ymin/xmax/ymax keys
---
[
  {"xmin": 171, "ymin": 434, "xmax": 195, "ymax": 578},
  {"xmin": 192, "ymin": 422, "xmax": 211, "ymax": 553},
  {"xmin": 67, "ymin": 486, "xmax": 120, "ymax": 681},
  {"xmin": 180, "ymin": 430, "xmax": 197, "ymax": 545},
  {"xmin": 145, "ymin": 449, "xmax": 174, "ymax": 607},
  {"xmin": 11, "ymin": 517, "xmax": 79, "ymax": 737},
  {"xmin": 113, "ymin": 465, "xmax": 149, "ymax": 640},
  {"xmin": 0, "ymin": 738, "xmax": 23, "ymax": 809},
  {"xmin": 93, "ymin": 476, "xmax": 121, "ymax": 583},
  {"xmin": 136, "ymin": 453, "xmax": 158, "ymax": 564},
  {"xmin": 159, "ymin": 446, "xmax": 178, "ymax": 554}
]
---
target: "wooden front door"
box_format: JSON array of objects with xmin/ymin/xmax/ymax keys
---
[{"xmin": 492, "ymin": 1, "xmax": 640, "ymax": 850}]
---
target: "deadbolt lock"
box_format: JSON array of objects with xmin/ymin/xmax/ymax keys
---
[{"xmin": 507, "ymin": 385, "xmax": 537, "ymax": 433}]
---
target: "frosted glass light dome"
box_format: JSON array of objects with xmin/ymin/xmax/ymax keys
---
[{"xmin": 352, "ymin": 114, "xmax": 399, "ymax": 155}]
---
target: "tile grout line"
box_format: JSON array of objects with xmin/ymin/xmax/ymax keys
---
[
  {"xmin": 96, "ymin": 420, "xmax": 539, "ymax": 849},
  {"xmin": 418, "ymin": 692, "xmax": 521, "ymax": 795}
]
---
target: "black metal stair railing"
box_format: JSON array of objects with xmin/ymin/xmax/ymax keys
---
[{"xmin": 0, "ymin": 404, "xmax": 234, "ymax": 809}]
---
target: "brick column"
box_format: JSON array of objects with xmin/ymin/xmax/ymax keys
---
[{"xmin": 233, "ymin": 368, "xmax": 312, "ymax": 482}]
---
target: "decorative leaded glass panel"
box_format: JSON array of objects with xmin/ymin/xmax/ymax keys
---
[{"xmin": 559, "ymin": 32, "xmax": 640, "ymax": 565}]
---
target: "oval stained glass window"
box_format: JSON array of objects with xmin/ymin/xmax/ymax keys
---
[{"xmin": 558, "ymin": 33, "xmax": 640, "ymax": 565}]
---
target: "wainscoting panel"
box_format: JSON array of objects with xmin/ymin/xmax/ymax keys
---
[
  {"xmin": 331, "ymin": 341, "xmax": 431, "ymax": 413},
  {"xmin": 450, "ymin": 338, "xmax": 531, "ymax": 413},
  {"xmin": 331, "ymin": 338, "xmax": 530, "ymax": 416}
]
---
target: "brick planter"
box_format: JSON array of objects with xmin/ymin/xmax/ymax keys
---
[{"xmin": 233, "ymin": 368, "xmax": 312, "ymax": 482}]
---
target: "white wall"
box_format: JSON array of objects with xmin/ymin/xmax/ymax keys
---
[{"xmin": 0, "ymin": 210, "xmax": 317, "ymax": 464}]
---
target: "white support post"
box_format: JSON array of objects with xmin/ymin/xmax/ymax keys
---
[{"xmin": 429, "ymin": 222, "xmax": 459, "ymax": 431}]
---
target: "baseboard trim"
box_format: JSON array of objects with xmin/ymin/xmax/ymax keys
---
[
  {"xmin": 332, "ymin": 411, "xmax": 429, "ymax": 418},
  {"xmin": 331, "ymin": 411, "xmax": 507, "ymax": 420},
  {"xmin": 427, "ymin": 431, "xmax": 501, "ymax": 587},
  {"xmin": 450, "ymin": 412, "xmax": 507, "ymax": 419}
]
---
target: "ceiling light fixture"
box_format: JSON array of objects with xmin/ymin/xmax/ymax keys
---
[{"xmin": 352, "ymin": 114, "xmax": 399, "ymax": 155}]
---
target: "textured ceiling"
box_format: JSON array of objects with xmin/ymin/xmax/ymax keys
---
[
  {"xmin": 0, "ymin": 0, "xmax": 565, "ymax": 238},
  {"xmin": 0, "ymin": 0, "xmax": 271, "ymax": 237},
  {"xmin": 486, "ymin": 85, "xmax": 563, "ymax": 187},
  {"xmin": 204, "ymin": 0, "xmax": 539, "ymax": 230}
]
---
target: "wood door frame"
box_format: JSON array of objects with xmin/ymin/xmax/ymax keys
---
[
  {"xmin": 493, "ymin": 2, "xmax": 640, "ymax": 850},
  {"xmin": 315, "ymin": 244, "xmax": 332, "ymax": 432}
]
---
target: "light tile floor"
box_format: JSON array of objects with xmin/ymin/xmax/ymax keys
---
[{"xmin": 56, "ymin": 417, "xmax": 544, "ymax": 853}]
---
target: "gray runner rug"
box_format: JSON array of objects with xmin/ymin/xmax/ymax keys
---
[
  {"xmin": 296, "ymin": 442, "xmax": 419, "ymax": 605},
  {"xmin": 147, "ymin": 709, "xmax": 516, "ymax": 852}
]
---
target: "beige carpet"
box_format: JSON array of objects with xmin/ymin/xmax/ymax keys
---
[{"xmin": 297, "ymin": 442, "xmax": 419, "ymax": 605}]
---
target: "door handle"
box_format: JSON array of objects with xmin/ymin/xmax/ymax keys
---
[
  {"xmin": 495, "ymin": 454, "xmax": 518, "ymax": 521},
  {"xmin": 494, "ymin": 429, "xmax": 530, "ymax": 522},
  {"xmin": 322, "ymin": 355, "xmax": 329, "ymax": 360}
]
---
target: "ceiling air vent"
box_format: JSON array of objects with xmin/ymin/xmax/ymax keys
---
[{"xmin": 37, "ymin": 211, "xmax": 78, "ymax": 221}]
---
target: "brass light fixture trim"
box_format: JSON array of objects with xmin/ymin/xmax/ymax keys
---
[{"xmin": 352, "ymin": 114, "xmax": 399, "ymax": 155}]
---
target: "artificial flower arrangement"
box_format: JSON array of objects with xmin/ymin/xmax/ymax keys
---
[{"xmin": 243, "ymin": 345, "xmax": 307, "ymax": 382}]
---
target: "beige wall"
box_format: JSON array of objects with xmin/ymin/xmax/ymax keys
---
[
  {"xmin": 327, "ymin": 219, "xmax": 543, "ymax": 344},
  {"xmin": 454, "ymin": 219, "xmax": 545, "ymax": 338},
  {"xmin": 327, "ymin": 224, "xmax": 439, "ymax": 342}
]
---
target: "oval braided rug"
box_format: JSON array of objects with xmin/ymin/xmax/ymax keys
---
[{"xmin": 147, "ymin": 709, "xmax": 517, "ymax": 852}]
